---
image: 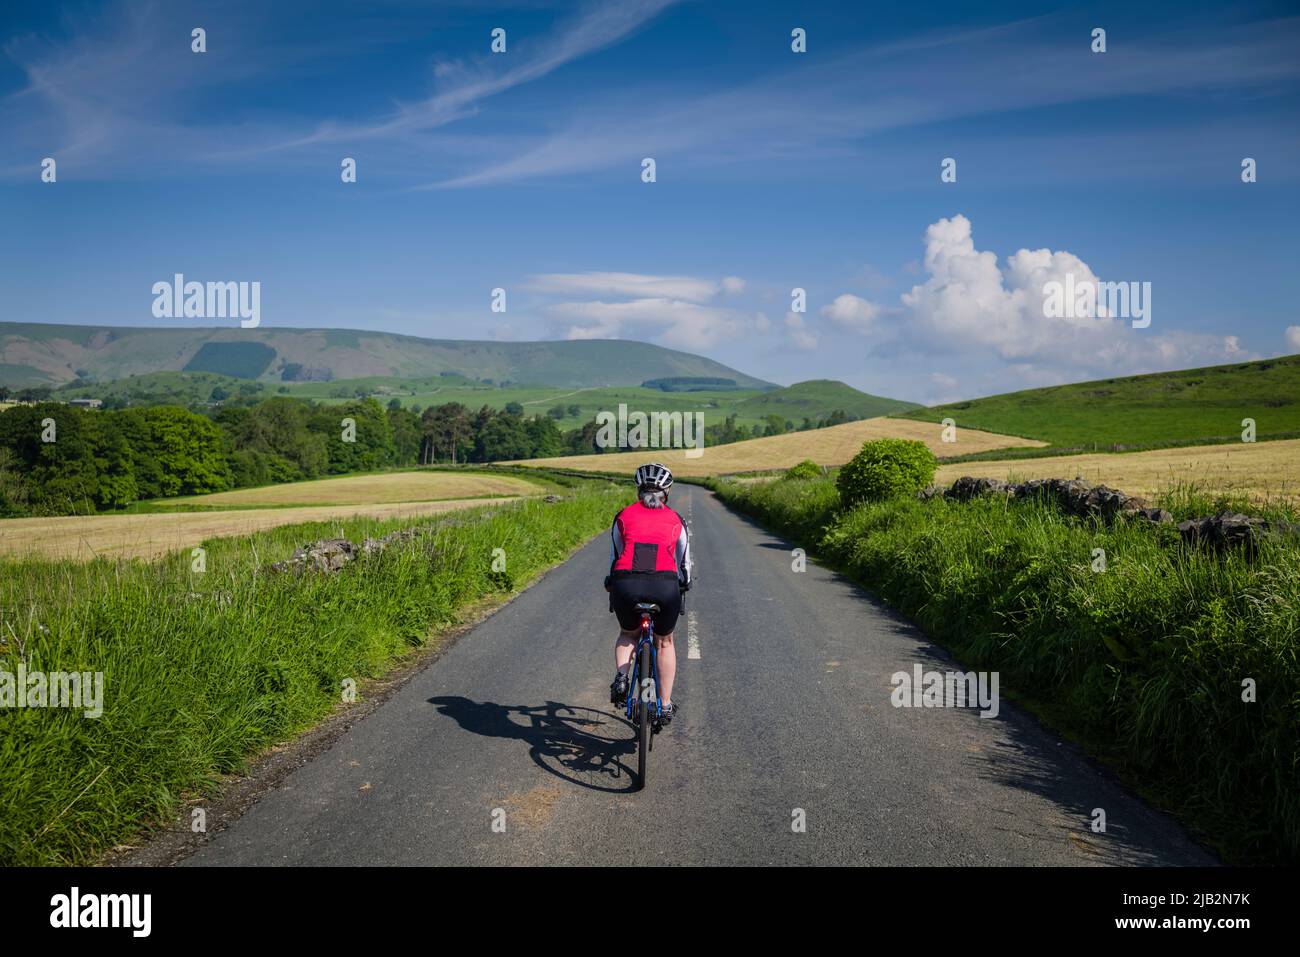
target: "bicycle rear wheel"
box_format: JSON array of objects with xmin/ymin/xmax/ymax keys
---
[{"xmin": 636, "ymin": 641, "xmax": 652, "ymax": 789}]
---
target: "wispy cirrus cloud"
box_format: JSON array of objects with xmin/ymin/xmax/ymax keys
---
[
  {"xmin": 528, "ymin": 271, "xmax": 744, "ymax": 303},
  {"xmin": 5, "ymin": 5, "xmax": 1296, "ymax": 188},
  {"xmin": 546, "ymin": 298, "xmax": 748, "ymax": 350},
  {"xmin": 432, "ymin": 15, "xmax": 1300, "ymax": 187},
  {"xmin": 529, "ymin": 269, "xmax": 754, "ymax": 350},
  {"xmin": 0, "ymin": 0, "xmax": 684, "ymax": 177},
  {"xmin": 0, "ymin": 0, "xmax": 351, "ymax": 177},
  {"xmin": 273, "ymin": 0, "xmax": 682, "ymax": 150}
]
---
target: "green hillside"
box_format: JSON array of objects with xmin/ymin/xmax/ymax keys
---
[
  {"xmin": 734, "ymin": 379, "xmax": 918, "ymax": 421},
  {"xmin": 0, "ymin": 322, "xmax": 775, "ymax": 390},
  {"xmin": 297, "ymin": 379, "xmax": 907, "ymax": 429},
  {"xmin": 898, "ymin": 355, "xmax": 1300, "ymax": 449},
  {"xmin": 183, "ymin": 341, "xmax": 278, "ymax": 378},
  {"xmin": 49, "ymin": 371, "xmax": 909, "ymax": 432}
]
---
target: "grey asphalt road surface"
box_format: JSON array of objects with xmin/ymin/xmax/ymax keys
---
[{"xmin": 185, "ymin": 484, "xmax": 1214, "ymax": 866}]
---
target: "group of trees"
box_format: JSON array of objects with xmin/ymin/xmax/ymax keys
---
[
  {"xmin": 0, "ymin": 396, "xmax": 574, "ymax": 516},
  {"xmin": 546, "ymin": 403, "xmax": 583, "ymax": 420},
  {"xmin": 640, "ymin": 376, "xmax": 740, "ymax": 392},
  {"xmin": 0, "ymin": 386, "xmax": 867, "ymax": 515},
  {"xmin": 414, "ymin": 401, "xmax": 566, "ymax": 463},
  {"xmin": 0, "ymin": 404, "xmax": 231, "ymax": 514},
  {"xmin": 0, "ymin": 386, "xmax": 54, "ymax": 403}
]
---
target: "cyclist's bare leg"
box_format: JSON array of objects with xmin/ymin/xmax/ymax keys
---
[
  {"xmin": 614, "ymin": 629, "xmax": 638, "ymax": 675},
  {"xmin": 654, "ymin": 632, "xmax": 676, "ymax": 705}
]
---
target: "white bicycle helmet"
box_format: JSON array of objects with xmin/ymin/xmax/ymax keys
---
[{"xmin": 634, "ymin": 462, "xmax": 674, "ymax": 492}]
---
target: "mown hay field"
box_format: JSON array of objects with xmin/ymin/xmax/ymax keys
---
[
  {"xmin": 509, "ymin": 416, "xmax": 1044, "ymax": 477},
  {"xmin": 166, "ymin": 470, "xmax": 540, "ymax": 507},
  {"xmin": 934, "ymin": 438, "xmax": 1300, "ymax": 504},
  {"xmin": 0, "ymin": 497, "xmax": 523, "ymax": 561}
]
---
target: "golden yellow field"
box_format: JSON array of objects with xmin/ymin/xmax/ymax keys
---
[
  {"xmin": 509, "ymin": 416, "xmax": 1044, "ymax": 477},
  {"xmin": 0, "ymin": 470, "xmax": 544, "ymax": 561},
  {"xmin": 168, "ymin": 470, "xmax": 539, "ymax": 507},
  {"xmin": 0, "ymin": 497, "xmax": 520, "ymax": 561},
  {"xmin": 934, "ymin": 439, "xmax": 1300, "ymax": 504}
]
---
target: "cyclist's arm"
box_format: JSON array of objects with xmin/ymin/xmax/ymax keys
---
[
  {"xmin": 675, "ymin": 524, "xmax": 691, "ymax": 590},
  {"xmin": 606, "ymin": 519, "xmax": 623, "ymax": 588}
]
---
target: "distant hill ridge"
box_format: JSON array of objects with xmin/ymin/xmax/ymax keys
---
[
  {"xmin": 0, "ymin": 322, "xmax": 776, "ymax": 390},
  {"xmin": 733, "ymin": 379, "xmax": 918, "ymax": 419}
]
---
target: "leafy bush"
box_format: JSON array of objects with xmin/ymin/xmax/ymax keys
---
[
  {"xmin": 784, "ymin": 459, "xmax": 822, "ymax": 480},
  {"xmin": 835, "ymin": 438, "xmax": 936, "ymax": 505}
]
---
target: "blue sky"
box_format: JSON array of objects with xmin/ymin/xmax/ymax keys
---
[{"xmin": 1, "ymin": 0, "xmax": 1298, "ymax": 403}]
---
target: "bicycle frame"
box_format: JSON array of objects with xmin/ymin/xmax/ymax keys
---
[{"xmin": 624, "ymin": 613, "xmax": 663, "ymax": 723}]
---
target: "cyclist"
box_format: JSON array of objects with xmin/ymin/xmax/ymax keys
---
[{"xmin": 605, "ymin": 462, "xmax": 691, "ymax": 725}]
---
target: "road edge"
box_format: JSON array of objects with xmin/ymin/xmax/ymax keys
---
[{"xmin": 102, "ymin": 527, "xmax": 607, "ymax": 868}]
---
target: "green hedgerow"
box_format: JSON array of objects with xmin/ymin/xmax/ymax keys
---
[{"xmin": 835, "ymin": 438, "xmax": 936, "ymax": 505}]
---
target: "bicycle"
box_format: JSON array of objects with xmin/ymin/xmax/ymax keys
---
[{"xmin": 624, "ymin": 601, "xmax": 664, "ymax": 790}]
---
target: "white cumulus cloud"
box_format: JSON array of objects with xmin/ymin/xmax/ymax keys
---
[
  {"xmin": 783, "ymin": 312, "xmax": 818, "ymax": 351},
  {"xmin": 890, "ymin": 214, "xmax": 1251, "ymax": 379},
  {"xmin": 821, "ymin": 293, "xmax": 883, "ymax": 334}
]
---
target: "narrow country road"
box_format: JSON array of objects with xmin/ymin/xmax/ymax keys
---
[{"xmin": 185, "ymin": 485, "xmax": 1214, "ymax": 866}]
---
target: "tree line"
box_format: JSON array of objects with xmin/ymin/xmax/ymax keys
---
[
  {"xmin": 0, "ymin": 394, "xmax": 862, "ymax": 515},
  {"xmin": 0, "ymin": 398, "xmax": 567, "ymax": 516}
]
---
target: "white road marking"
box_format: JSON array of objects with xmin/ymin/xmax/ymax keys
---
[{"xmin": 686, "ymin": 612, "xmax": 701, "ymax": 660}]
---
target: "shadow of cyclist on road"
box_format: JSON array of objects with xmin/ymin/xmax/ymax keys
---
[{"xmin": 429, "ymin": 696, "xmax": 639, "ymax": 793}]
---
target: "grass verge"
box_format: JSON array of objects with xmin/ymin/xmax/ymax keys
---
[
  {"xmin": 709, "ymin": 474, "xmax": 1300, "ymax": 864},
  {"xmin": 0, "ymin": 479, "xmax": 624, "ymax": 865}
]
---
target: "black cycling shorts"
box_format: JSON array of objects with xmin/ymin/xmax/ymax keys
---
[{"xmin": 609, "ymin": 572, "xmax": 683, "ymax": 635}]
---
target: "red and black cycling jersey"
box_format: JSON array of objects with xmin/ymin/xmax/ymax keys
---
[{"xmin": 608, "ymin": 500, "xmax": 691, "ymax": 588}]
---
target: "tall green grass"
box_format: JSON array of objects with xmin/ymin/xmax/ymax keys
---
[
  {"xmin": 713, "ymin": 475, "xmax": 1300, "ymax": 863},
  {"xmin": 0, "ymin": 484, "xmax": 624, "ymax": 865}
]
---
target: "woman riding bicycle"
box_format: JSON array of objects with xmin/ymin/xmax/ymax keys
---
[{"xmin": 606, "ymin": 462, "xmax": 691, "ymax": 724}]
